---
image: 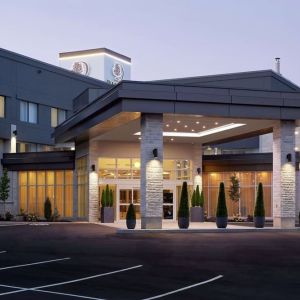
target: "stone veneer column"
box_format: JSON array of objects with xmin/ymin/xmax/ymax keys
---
[
  {"xmin": 273, "ymin": 120, "xmax": 296, "ymax": 228},
  {"xmin": 193, "ymin": 144, "xmax": 203, "ymax": 191},
  {"xmin": 141, "ymin": 113, "xmax": 163, "ymax": 229},
  {"xmin": 88, "ymin": 141, "xmax": 99, "ymax": 222}
]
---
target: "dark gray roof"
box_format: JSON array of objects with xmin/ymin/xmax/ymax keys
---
[
  {"xmin": 0, "ymin": 48, "xmax": 111, "ymax": 89},
  {"xmin": 153, "ymin": 70, "xmax": 300, "ymax": 92}
]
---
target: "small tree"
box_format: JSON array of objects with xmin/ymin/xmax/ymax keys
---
[
  {"xmin": 44, "ymin": 197, "xmax": 52, "ymax": 221},
  {"xmin": 216, "ymin": 182, "xmax": 228, "ymax": 217},
  {"xmin": 101, "ymin": 189, "xmax": 106, "ymax": 207},
  {"xmin": 0, "ymin": 169, "xmax": 10, "ymax": 214},
  {"xmin": 229, "ymin": 173, "xmax": 240, "ymax": 215},
  {"xmin": 126, "ymin": 203, "xmax": 136, "ymax": 220},
  {"xmin": 191, "ymin": 190, "xmax": 196, "ymax": 207},
  {"xmin": 195, "ymin": 185, "xmax": 201, "ymax": 207},
  {"xmin": 178, "ymin": 181, "xmax": 189, "ymax": 218},
  {"xmin": 200, "ymin": 190, "xmax": 204, "ymax": 208},
  {"xmin": 254, "ymin": 182, "xmax": 265, "ymax": 217}
]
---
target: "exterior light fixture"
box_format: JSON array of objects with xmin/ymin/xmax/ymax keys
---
[
  {"xmin": 286, "ymin": 153, "xmax": 292, "ymax": 162},
  {"xmin": 153, "ymin": 148, "xmax": 158, "ymax": 158},
  {"xmin": 12, "ymin": 130, "xmax": 17, "ymax": 136},
  {"xmin": 197, "ymin": 167, "xmax": 201, "ymax": 175},
  {"xmin": 91, "ymin": 164, "xmax": 96, "ymax": 172}
]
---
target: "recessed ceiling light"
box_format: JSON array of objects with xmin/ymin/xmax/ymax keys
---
[
  {"xmin": 138, "ymin": 137, "xmax": 141, "ymax": 140},
  {"xmin": 191, "ymin": 129, "xmax": 195, "ymax": 132},
  {"xmin": 166, "ymin": 124, "xmax": 170, "ymax": 127},
  {"xmin": 174, "ymin": 128, "xmax": 177, "ymax": 131},
  {"xmin": 295, "ymin": 131, "xmax": 298, "ymax": 135},
  {"xmin": 202, "ymin": 125, "xmax": 206, "ymax": 129},
  {"xmin": 171, "ymin": 138, "xmax": 174, "ymax": 141},
  {"xmin": 196, "ymin": 121, "xmax": 200, "ymax": 124},
  {"xmin": 184, "ymin": 125, "xmax": 188, "ymax": 128},
  {"xmin": 295, "ymin": 147, "xmax": 299, "ymax": 151},
  {"xmin": 177, "ymin": 120, "xmax": 181, "ymax": 124},
  {"xmin": 215, "ymin": 122, "xmax": 219, "ymax": 125}
]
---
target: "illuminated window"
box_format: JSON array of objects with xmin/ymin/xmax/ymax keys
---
[
  {"xmin": 0, "ymin": 96, "xmax": 5, "ymax": 118},
  {"xmin": 51, "ymin": 107, "xmax": 67, "ymax": 127}
]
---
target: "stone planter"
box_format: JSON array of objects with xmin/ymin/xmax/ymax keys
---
[
  {"xmin": 190, "ymin": 207, "xmax": 204, "ymax": 222},
  {"xmin": 216, "ymin": 216, "xmax": 228, "ymax": 228},
  {"xmin": 15, "ymin": 215, "xmax": 24, "ymax": 222},
  {"xmin": 178, "ymin": 217, "xmax": 189, "ymax": 229},
  {"xmin": 100, "ymin": 207, "xmax": 114, "ymax": 223},
  {"xmin": 126, "ymin": 219, "xmax": 136, "ymax": 229},
  {"xmin": 254, "ymin": 216, "xmax": 265, "ymax": 228}
]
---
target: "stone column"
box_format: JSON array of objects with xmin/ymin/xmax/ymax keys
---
[
  {"xmin": 193, "ymin": 144, "xmax": 203, "ymax": 191},
  {"xmin": 273, "ymin": 120, "xmax": 296, "ymax": 228},
  {"xmin": 141, "ymin": 113, "xmax": 163, "ymax": 229},
  {"xmin": 88, "ymin": 141, "xmax": 99, "ymax": 223}
]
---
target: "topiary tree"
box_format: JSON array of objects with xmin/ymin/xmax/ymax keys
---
[
  {"xmin": 126, "ymin": 203, "xmax": 136, "ymax": 220},
  {"xmin": 101, "ymin": 189, "xmax": 106, "ymax": 207},
  {"xmin": 105, "ymin": 184, "xmax": 110, "ymax": 207},
  {"xmin": 0, "ymin": 169, "xmax": 10, "ymax": 214},
  {"xmin": 191, "ymin": 190, "xmax": 196, "ymax": 207},
  {"xmin": 178, "ymin": 181, "xmax": 189, "ymax": 218},
  {"xmin": 254, "ymin": 182, "xmax": 265, "ymax": 217},
  {"xmin": 216, "ymin": 182, "xmax": 228, "ymax": 217},
  {"xmin": 195, "ymin": 185, "xmax": 201, "ymax": 207},
  {"xmin": 200, "ymin": 190, "xmax": 204, "ymax": 208},
  {"xmin": 44, "ymin": 197, "xmax": 52, "ymax": 221}
]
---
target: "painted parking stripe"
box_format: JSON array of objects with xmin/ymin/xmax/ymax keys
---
[
  {"xmin": 0, "ymin": 257, "xmax": 70, "ymax": 271},
  {"xmin": 32, "ymin": 264, "xmax": 143, "ymax": 289},
  {"xmin": 0, "ymin": 251, "xmax": 6, "ymax": 254},
  {"xmin": 0, "ymin": 265, "xmax": 142, "ymax": 297},
  {"xmin": 35, "ymin": 289, "xmax": 105, "ymax": 300},
  {"xmin": 141, "ymin": 275, "xmax": 223, "ymax": 300}
]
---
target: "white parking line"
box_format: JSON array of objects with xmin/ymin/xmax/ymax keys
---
[
  {"xmin": 0, "ymin": 251, "xmax": 6, "ymax": 254},
  {"xmin": 0, "ymin": 257, "xmax": 70, "ymax": 271},
  {"xmin": 141, "ymin": 275, "xmax": 224, "ymax": 300},
  {"xmin": 0, "ymin": 264, "xmax": 143, "ymax": 298}
]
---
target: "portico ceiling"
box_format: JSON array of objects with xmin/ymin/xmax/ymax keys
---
[{"xmin": 92, "ymin": 113, "xmax": 275, "ymax": 145}]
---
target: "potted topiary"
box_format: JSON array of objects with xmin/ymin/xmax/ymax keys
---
[
  {"xmin": 254, "ymin": 182, "xmax": 265, "ymax": 228},
  {"xmin": 216, "ymin": 182, "xmax": 228, "ymax": 228},
  {"xmin": 126, "ymin": 203, "xmax": 136, "ymax": 229},
  {"xmin": 178, "ymin": 181, "xmax": 189, "ymax": 229},
  {"xmin": 44, "ymin": 197, "xmax": 52, "ymax": 222},
  {"xmin": 100, "ymin": 185, "xmax": 114, "ymax": 223},
  {"xmin": 190, "ymin": 185, "xmax": 204, "ymax": 222}
]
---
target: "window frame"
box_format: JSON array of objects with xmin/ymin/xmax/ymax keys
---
[{"xmin": 20, "ymin": 100, "xmax": 38, "ymax": 124}]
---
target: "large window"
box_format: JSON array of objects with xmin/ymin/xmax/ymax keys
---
[
  {"xmin": 0, "ymin": 96, "xmax": 5, "ymax": 118},
  {"xmin": 203, "ymin": 171, "xmax": 272, "ymax": 218},
  {"xmin": 19, "ymin": 170, "xmax": 73, "ymax": 217},
  {"xmin": 51, "ymin": 107, "xmax": 66, "ymax": 127},
  {"xmin": 20, "ymin": 101, "xmax": 38, "ymax": 123}
]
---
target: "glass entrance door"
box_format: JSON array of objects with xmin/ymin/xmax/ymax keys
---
[
  {"xmin": 163, "ymin": 189, "xmax": 174, "ymax": 219},
  {"xmin": 119, "ymin": 188, "xmax": 140, "ymax": 219}
]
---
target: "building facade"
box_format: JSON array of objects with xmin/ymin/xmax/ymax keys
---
[{"xmin": 1, "ymin": 48, "xmax": 300, "ymax": 229}]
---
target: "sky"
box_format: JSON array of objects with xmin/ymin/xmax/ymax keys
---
[{"xmin": 1, "ymin": 0, "xmax": 300, "ymax": 83}]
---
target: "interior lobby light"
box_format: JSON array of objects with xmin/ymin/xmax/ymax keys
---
[{"xmin": 134, "ymin": 123, "xmax": 245, "ymax": 138}]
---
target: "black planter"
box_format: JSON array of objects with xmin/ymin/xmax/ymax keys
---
[
  {"xmin": 126, "ymin": 219, "xmax": 136, "ymax": 229},
  {"xmin": 178, "ymin": 217, "xmax": 189, "ymax": 229},
  {"xmin": 216, "ymin": 216, "xmax": 228, "ymax": 228},
  {"xmin": 101, "ymin": 207, "xmax": 114, "ymax": 223},
  {"xmin": 190, "ymin": 207, "xmax": 204, "ymax": 222},
  {"xmin": 254, "ymin": 216, "xmax": 265, "ymax": 228}
]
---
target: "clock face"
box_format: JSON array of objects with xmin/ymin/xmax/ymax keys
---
[
  {"xmin": 72, "ymin": 61, "xmax": 89, "ymax": 75},
  {"xmin": 112, "ymin": 63, "xmax": 124, "ymax": 82}
]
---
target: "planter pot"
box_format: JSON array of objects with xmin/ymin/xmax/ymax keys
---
[
  {"xmin": 216, "ymin": 216, "xmax": 228, "ymax": 228},
  {"xmin": 254, "ymin": 216, "xmax": 265, "ymax": 228},
  {"xmin": 190, "ymin": 207, "xmax": 204, "ymax": 222},
  {"xmin": 101, "ymin": 207, "xmax": 114, "ymax": 223},
  {"xmin": 178, "ymin": 217, "xmax": 189, "ymax": 229},
  {"xmin": 126, "ymin": 219, "xmax": 136, "ymax": 229},
  {"xmin": 15, "ymin": 216, "xmax": 24, "ymax": 222}
]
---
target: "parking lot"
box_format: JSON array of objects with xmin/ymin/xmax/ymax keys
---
[{"xmin": 0, "ymin": 223, "xmax": 299, "ymax": 299}]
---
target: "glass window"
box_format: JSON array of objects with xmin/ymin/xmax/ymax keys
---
[
  {"xmin": 51, "ymin": 107, "xmax": 66, "ymax": 127},
  {"xmin": 51, "ymin": 108, "xmax": 58, "ymax": 127},
  {"xmin": 0, "ymin": 96, "xmax": 5, "ymax": 118},
  {"xmin": 117, "ymin": 159, "xmax": 131, "ymax": 179},
  {"xmin": 58, "ymin": 109, "xmax": 66, "ymax": 124},
  {"xmin": 20, "ymin": 100, "xmax": 38, "ymax": 123}
]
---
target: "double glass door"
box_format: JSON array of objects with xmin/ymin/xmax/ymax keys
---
[{"xmin": 119, "ymin": 188, "xmax": 141, "ymax": 219}]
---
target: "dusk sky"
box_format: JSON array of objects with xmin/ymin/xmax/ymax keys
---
[{"xmin": 1, "ymin": 0, "xmax": 300, "ymax": 83}]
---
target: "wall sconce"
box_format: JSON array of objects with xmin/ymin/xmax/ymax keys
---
[
  {"xmin": 153, "ymin": 148, "xmax": 158, "ymax": 159},
  {"xmin": 12, "ymin": 130, "xmax": 17, "ymax": 136},
  {"xmin": 91, "ymin": 164, "xmax": 96, "ymax": 172},
  {"xmin": 286, "ymin": 153, "xmax": 292, "ymax": 162},
  {"xmin": 197, "ymin": 167, "xmax": 201, "ymax": 175}
]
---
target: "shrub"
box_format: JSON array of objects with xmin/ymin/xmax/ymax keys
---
[
  {"xmin": 0, "ymin": 169, "xmax": 10, "ymax": 214},
  {"xmin": 191, "ymin": 190, "xmax": 196, "ymax": 207},
  {"xmin": 5, "ymin": 211, "xmax": 13, "ymax": 221},
  {"xmin": 195, "ymin": 185, "xmax": 201, "ymax": 207},
  {"xmin": 200, "ymin": 190, "xmax": 204, "ymax": 208},
  {"xmin": 101, "ymin": 190, "xmax": 106, "ymax": 207},
  {"xmin": 254, "ymin": 182, "xmax": 265, "ymax": 217},
  {"xmin": 178, "ymin": 181, "xmax": 189, "ymax": 218},
  {"xmin": 44, "ymin": 198, "xmax": 52, "ymax": 221},
  {"xmin": 126, "ymin": 203, "xmax": 136, "ymax": 220},
  {"xmin": 216, "ymin": 182, "xmax": 228, "ymax": 217}
]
